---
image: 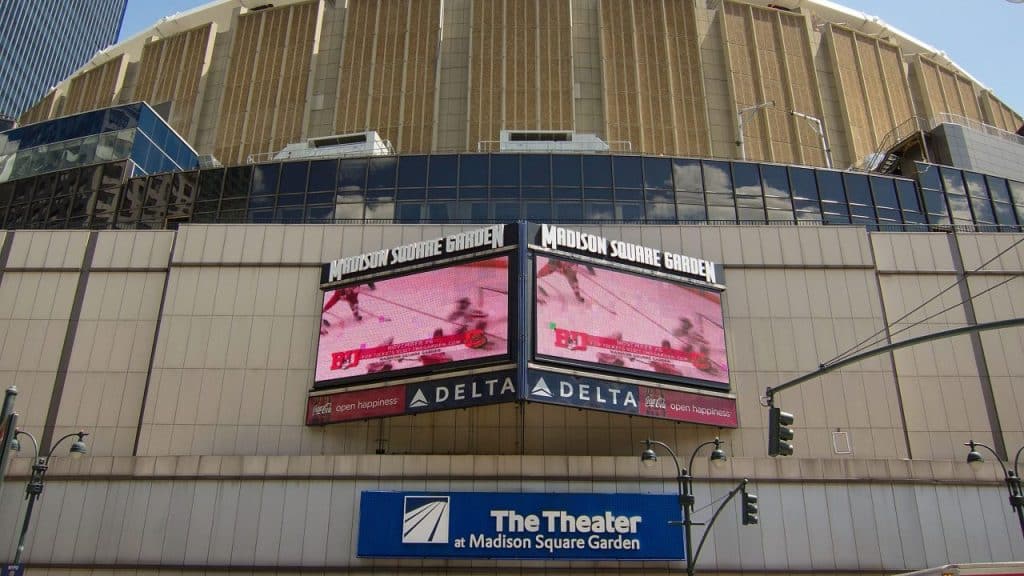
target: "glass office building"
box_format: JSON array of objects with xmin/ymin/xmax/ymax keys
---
[{"xmin": 0, "ymin": 0, "xmax": 127, "ymax": 119}]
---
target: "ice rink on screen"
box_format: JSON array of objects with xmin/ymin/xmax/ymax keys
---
[
  {"xmin": 535, "ymin": 256, "xmax": 729, "ymax": 384},
  {"xmin": 315, "ymin": 256, "xmax": 510, "ymax": 383}
]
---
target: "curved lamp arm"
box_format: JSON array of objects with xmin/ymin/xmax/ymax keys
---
[
  {"xmin": 688, "ymin": 438, "xmax": 723, "ymax": 475},
  {"xmin": 46, "ymin": 431, "xmax": 88, "ymax": 459},
  {"xmin": 1014, "ymin": 445, "xmax": 1024, "ymax": 477},
  {"xmin": 965, "ymin": 440, "xmax": 1012, "ymax": 479},
  {"xmin": 12, "ymin": 429, "xmax": 40, "ymax": 461},
  {"xmin": 643, "ymin": 439, "xmax": 683, "ymax": 477}
]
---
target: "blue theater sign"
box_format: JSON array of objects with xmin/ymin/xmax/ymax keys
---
[{"xmin": 357, "ymin": 491, "xmax": 684, "ymax": 560}]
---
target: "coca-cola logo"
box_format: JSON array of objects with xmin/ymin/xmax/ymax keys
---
[
  {"xmin": 311, "ymin": 401, "xmax": 333, "ymax": 416},
  {"xmin": 645, "ymin": 397, "xmax": 666, "ymax": 409}
]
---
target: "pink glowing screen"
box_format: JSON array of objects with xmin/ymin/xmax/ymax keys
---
[
  {"xmin": 534, "ymin": 255, "xmax": 729, "ymax": 387},
  {"xmin": 315, "ymin": 256, "xmax": 510, "ymax": 387}
]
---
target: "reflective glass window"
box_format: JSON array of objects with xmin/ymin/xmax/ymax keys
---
[
  {"xmin": 843, "ymin": 173, "xmax": 871, "ymax": 206},
  {"xmin": 335, "ymin": 203, "xmax": 365, "ymax": 220},
  {"xmin": 646, "ymin": 188, "xmax": 673, "ymax": 202},
  {"xmin": 554, "ymin": 202, "xmax": 583, "ymax": 221},
  {"xmin": 816, "ymin": 171, "xmax": 845, "ymax": 204},
  {"xmin": 339, "ymin": 158, "xmax": 367, "ymax": 191},
  {"xmin": 428, "ymin": 187, "xmax": 458, "ymax": 200},
  {"xmin": 585, "ymin": 201, "xmax": 613, "ymax": 220},
  {"xmin": 522, "ymin": 155, "xmax": 551, "ymax": 187},
  {"xmin": 365, "ymin": 200, "xmax": 395, "ymax": 221},
  {"xmin": 923, "ymin": 190, "xmax": 950, "ymax": 224},
  {"xmin": 248, "ymin": 209, "xmax": 273, "ymax": 223},
  {"xmin": 460, "ymin": 155, "xmax": 489, "ymax": 186},
  {"xmin": 552, "ymin": 187, "xmax": 582, "ymax": 200},
  {"xmin": 491, "ymin": 155, "xmax": 520, "ymax": 187},
  {"xmin": 279, "ymin": 162, "xmax": 308, "ymax": 194},
  {"xmin": 970, "ymin": 196, "xmax": 995, "ymax": 224},
  {"xmin": 396, "ymin": 188, "xmax": 425, "ymax": 201},
  {"xmin": 460, "ymin": 187, "xmax": 488, "ymax": 200},
  {"xmin": 673, "ymin": 159, "xmax": 702, "ymax": 191},
  {"xmin": 615, "ymin": 188, "xmax": 642, "ymax": 202},
  {"xmin": 457, "ymin": 202, "xmax": 491, "ymax": 221},
  {"xmin": 493, "ymin": 201, "xmax": 519, "ymax": 220},
  {"xmin": 275, "ymin": 206, "xmax": 304, "ymax": 223},
  {"xmin": 732, "ymin": 163, "xmax": 761, "ymax": 197},
  {"xmin": 765, "ymin": 196, "xmax": 793, "ymax": 212},
  {"xmin": 307, "ymin": 191, "xmax": 336, "ymax": 205},
  {"xmin": 940, "ymin": 167, "xmax": 966, "ymax": 197},
  {"xmin": 761, "ymin": 165, "xmax": 790, "ymax": 198},
  {"xmin": 869, "ymin": 177, "xmax": 898, "ymax": 209},
  {"xmin": 676, "ymin": 191, "xmax": 704, "ymax": 206},
  {"xmin": 309, "ymin": 160, "xmax": 337, "ymax": 191},
  {"xmin": 677, "ymin": 202, "xmax": 707, "ymax": 221},
  {"xmin": 737, "ymin": 206, "xmax": 765, "ymax": 221},
  {"xmin": 702, "ymin": 161, "xmax": 731, "ymax": 193},
  {"xmin": 916, "ymin": 163, "xmax": 942, "ymax": 191},
  {"xmin": 522, "ymin": 187, "xmax": 549, "ymax": 200},
  {"xmin": 525, "ymin": 201, "xmax": 553, "ymax": 220},
  {"xmin": 306, "ymin": 205, "xmax": 334, "ymax": 222},
  {"xmin": 707, "ymin": 204, "xmax": 736, "ymax": 221},
  {"xmin": 947, "ymin": 193, "xmax": 972, "ymax": 223},
  {"xmin": 552, "ymin": 155, "xmax": 582, "ymax": 187},
  {"xmin": 644, "ymin": 158, "xmax": 672, "ymax": 190},
  {"xmin": 896, "ymin": 180, "xmax": 921, "ymax": 212},
  {"xmin": 367, "ymin": 157, "xmax": 397, "ymax": 189},
  {"xmin": 223, "ymin": 166, "xmax": 251, "ymax": 198},
  {"xmin": 585, "ymin": 188, "xmax": 612, "ymax": 200},
  {"xmin": 987, "ymin": 176, "xmax": 1011, "ymax": 204},
  {"xmin": 582, "ymin": 156, "xmax": 612, "ymax": 187},
  {"xmin": 396, "ymin": 203, "xmax": 424, "ymax": 222},
  {"xmin": 398, "ymin": 156, "xmax": 428, "ymax": 187},
  {"xmin": 613, "ymin": 156, "xmax": 642, "ymax": 188},
  {"xmin": 1007, "ymin": 179, "xmax": 1024, "ymax": 207},
  {"xmin": 647, "ymin": 203, "xmax": 676, "ymax": 221},
  {"xmin": 276, "ymin": 193, "xmax": 304, "ymax": 207},
  {"xmin": 428, "ymin": 155, "xmax": 458, "ymax": 187},
  {"xmin": 616, "ymin": 203, "xmax": 643, "ymax": 221},
  {"xmin": 366, "ymin": 188, "xmax": 393, "ymax": 201}
]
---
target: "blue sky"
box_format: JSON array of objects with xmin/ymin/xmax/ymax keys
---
[{"xmin": 118, "ymin": 0, "xmax": 1024, "ymax": 117}]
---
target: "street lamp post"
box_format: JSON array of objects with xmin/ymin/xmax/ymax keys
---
[
  {"xmin": 9, "ymin": 428, "xmax": 89, "ymax": 564},
  {"xmin": 964, "ymin": 440, "xmax": 1024, "ymax": 541},
  {"xmin": 641, "ymin": 438, "xmax": 728, "ymax": 576}
]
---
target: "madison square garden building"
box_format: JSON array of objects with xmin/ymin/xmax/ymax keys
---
[{"xmin": 1, "ymin": 0, "xmax": 1024, "ymax": 573}]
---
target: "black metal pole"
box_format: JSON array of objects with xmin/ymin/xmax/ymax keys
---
[
  {"xmin": 681, "ymin": 472, "xmax": 694, "ymax": 576},
  {"xmin": 13, "ymin": 462, "xmax": 44, "ymax": 564}
]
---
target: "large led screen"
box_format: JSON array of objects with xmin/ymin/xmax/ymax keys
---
[
  {"xmin": 315, "ymin": 255, "xmax": 511, "ymax": 388},
  {"xmin": 534, "ymin": 255, "xmax": 729, "ymax": 389}
]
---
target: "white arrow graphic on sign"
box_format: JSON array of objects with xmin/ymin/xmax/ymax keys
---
[
  {"xmin": 409, "ymin": 389, "xmax": 429, "ymax": 408},
  {"xmin": 531, "ymin": 378, "xmax": 553, "ymax": 398}
]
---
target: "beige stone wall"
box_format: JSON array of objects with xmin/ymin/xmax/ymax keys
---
[
  {"xmin": 827, "ymin": 25, "xmax": 916, "ymax": 167},
  {"xmin": 62, "ymin": 55, "xmax": 127, "ymax": 116},
  {"xmin": 133, "ymin": 24, "xmax": 215, "ymax": 142},
  {"xmin": 213, "ymin": 2, "xmax": 319, "ymax": 165},
  {"xmin": 17, "ymin": 0, "xmax": 1024, "ymax": 161},
  {"xmin": 16, "ymin": 90, "xmax": 57, "ymax": 126},
  {"xmin": 334, "ymin": 0, "xmax": 441, "ymax": 153}
]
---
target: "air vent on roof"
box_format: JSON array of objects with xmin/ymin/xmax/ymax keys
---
[
  {"xmin": 310, "ymin": 133, "xmax": 368, "ymax": 148},
  {"xmin": 261, "ymin": 131, "xmax": 394, "ymax": 162},
  {"xmin": 508, "ymin": 131, "xmax": 571, "ymax": 142}
]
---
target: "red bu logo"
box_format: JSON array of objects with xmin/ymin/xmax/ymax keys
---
[{"xmin": 331, "ymin": 350, "xmax": 361, "ymax": 370}]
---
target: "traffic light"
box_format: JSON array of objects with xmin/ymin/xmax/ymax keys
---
[
  {"xmin": 768, "ymin": 406, "xmax": 794, "ymax": 457},
  {"xmin": 741, "ymin": 487, "xmax": 759, "ymax": 525}
]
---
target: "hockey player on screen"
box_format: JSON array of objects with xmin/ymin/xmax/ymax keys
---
[
  {"xmin": 447, "ymin": 297, "xmax": 489, "ymax": 335},
  {"xmin": 537, "ymin": 260, "xmax": 593, "ymax": 304},
  {"xmin": 320, "ymin": 283, "xmax": 375, "ymax": 335}
]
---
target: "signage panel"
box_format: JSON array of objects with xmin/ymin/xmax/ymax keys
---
[
  {"xmin": 307, "ymin": 369, "xmax": 517, "ymax": 425},
  {"xmin": 530, "ymin": 222, "xmax": 724, "ymax": 286},
  {"xmin": 525, "ymin": 369, "xmax": 738, "ymax": 428},
  {"xmin": 315, "ymin": 255, "xmax": 512, "ymax": 389},
  {"xmin": 533, "ymin": 254, "xmax": 729, "ymax": 390},
  {"xmin": 321, "ymin": 224, "xmax": 517, "ymax": 285},
  {"xmin": 357, "ymin": 491, "xmax": 684, "ymax": 560}
]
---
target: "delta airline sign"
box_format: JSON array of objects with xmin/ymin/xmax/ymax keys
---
[{"xmin": 306, "ymin": 368, "xmax": 737, "ymax": 428}]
